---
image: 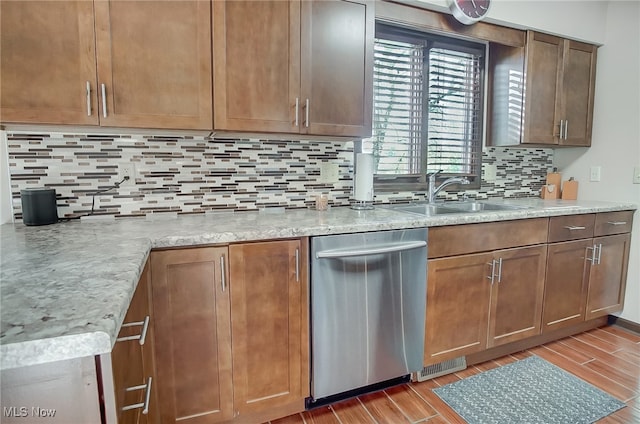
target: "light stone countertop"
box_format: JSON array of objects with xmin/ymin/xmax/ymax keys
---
[{"xmin": 0, "ymin": 198, "xmax": 636, "ymax": 370}]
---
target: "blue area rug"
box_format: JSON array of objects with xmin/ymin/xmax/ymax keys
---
[{"xmin": 433, "ymin": 355, "xmax": 625, "ymax": 424}]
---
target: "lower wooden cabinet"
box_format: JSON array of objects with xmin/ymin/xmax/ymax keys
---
[
  {"xmin": 229, "ymin": 241, "xmax": 309, "ymax": 418},
  {"xmin": 542, "ymin": 239, "xmax": 592, "ymax": 332},
  {"xmin": 110, "ymin": 261, "xmax": 159, "ymax": 424},
  {"xmin": 150, "ymin": 239, "xmax": 309, "ymax": 424},
  {"xmin": 424, "ymin": 244, "xmax": 547, "ymax": 365},
  {"xmin": 151, "ymin": 246, "xmax": 233, "ymax": 424},
  {"xmin": 543, "ymin": 212, "xmax": 633, "ymax": 332},
  {"xmin": 586, "ymin": 233, "xmax": 631, "ymax": 319},
  {"xmin": 487, "ymin": 245, "xmax": 547, "ymax": 347}
]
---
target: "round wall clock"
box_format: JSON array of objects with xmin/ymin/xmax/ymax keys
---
[{"xmin": 447, "ymin": 0, "xmax": 491, "ymax": 25}]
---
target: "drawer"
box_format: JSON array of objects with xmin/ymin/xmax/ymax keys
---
[
  {"xmin": 428, "ymin": 218, "xmax": 548, "ymax": 258},
  {"xmin": 595, "ymin": 211, "xmax": 634, "ymax": 236},
  {"xmin": 548, "ymin": 214, "xmax": 595, "ymax": 242}
]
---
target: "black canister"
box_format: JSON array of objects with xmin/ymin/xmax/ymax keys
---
[{"xmin": 20, "ymin": 188, "xmax": 59, "ymax": 226}]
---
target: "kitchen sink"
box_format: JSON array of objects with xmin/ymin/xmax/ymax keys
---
[
  {"xmin": 445, "ymin": 201, "xmax": 530, "ymax": 212},
  {"xmin": 387, "ymin": 201, "xmax": 531, "ymax": 216},
  {"xmin": 391, "ymin": 204, "xmax": 463, "ymax": 216}
]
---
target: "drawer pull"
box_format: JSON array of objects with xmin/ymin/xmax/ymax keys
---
[
  {"xmin": 220, "ymin": 256, "xmax": 226, "ymax": 292},
  {"xmin": 122, "ymin": 377, "xmax": 152, "ymax": 414},
  {"xmin": 586, "ymin": 244, "xmax": 602, "ymax": 265},
  {"xmin": 563, "ymin": 225, "xmax": 586, "ymax": 231},
  {"xmin": 607, "ymin": 221, "xmax": 627, "ymax": 226},
  {"xmin": 295, "ymin": 248, "xmax": 300, "ymax": 283},
  {"xmin": 487, "ymin": 259, "xmax": 503, "ymax": 283},
  {"xmin": 86, "ymin": 81, "xmax": 92, "ymax": 116},
  {"xmin": 101, "ymin": 83, "xmax": 107, "ymax": 118},
  {"xmin": 117, "ymin": 315, "xmax": 150, "ymax": 346}
]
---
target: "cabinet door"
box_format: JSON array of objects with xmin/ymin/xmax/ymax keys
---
[
  {"xmin": 488, "ymin": 245, "xmax": 547, "ymax": 347},
  {"xmin": 522, "ymin": 32, "xmax": 562, "ymax": 145},
  {"xmin": 213, "ymin": 1, "xmax": 300, "ymax": 133},
  {"xmin": 301, "ymin": 0, "xmax": 374, "ymax": 137},
  {"xmin": 229, "ymin": 240, "xmax": 309, "ymax": 416},
  {"xmin": 151, "ymin": 247, "xmax": 233, "ymax": 424},
  {"xmin": 94, "ymin": 1, "xmax": 212, "ymax": 130},
  {"xmin": 424, "ymin": 253, "xmax": 493, "ymax": 365},
  {"xmin": 111, "ymin": 270, "xmax": 148, "ymax": 424},
  {"xmin": 586, "ymin": 234, "xmax": 631, "ymax": 319},
  {"xmin": 0, "ymin": 1, "xmax": 98, "ymax": 125},
  {"xmin": 561, "ymin": 40, "xmax": 597, "ymax": 147},
  {"xmin": 542, "ymin": 240, "xmax": 591, "ymax": 333}
]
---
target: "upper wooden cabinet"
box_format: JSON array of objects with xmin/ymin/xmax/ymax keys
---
[
  {"xmin": 94, "ymin": 1, "xmax": 213, "ymax": 130},
  {"xmin": 488, "ymin": 31, "xmax": 597, "ymax": 147},
  {"xmin": 1, "ymin": 1, "xmax": 213, "ymax": 130},
  {"xmin": 0, "ymin": 1, "xmax": 99, "ymax": 125},
  {"xmin": 213, "ymin": 0, "xmax": 373, "ymax": 138}
]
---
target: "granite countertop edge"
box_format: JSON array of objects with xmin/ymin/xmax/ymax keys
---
[{"xmin": 1, "ymin": 199, "xmax": 637, "ymax": 370}]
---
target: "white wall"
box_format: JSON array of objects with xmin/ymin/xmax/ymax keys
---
[
  {"xmin": 412, "ymin": 0, "xmax": 608, "ymax": 43},
  {"xmin": 1, "ymin": 131, "xmax": 12, "ymax": 224},
  {"xmin": 555, "ymin": 0, "xmax": 640, "ymax": 324}
]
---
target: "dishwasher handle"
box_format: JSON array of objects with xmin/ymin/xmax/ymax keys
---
[{"xmin": 315, "ymin": 240, "xmax": 426, "ymax": 259}]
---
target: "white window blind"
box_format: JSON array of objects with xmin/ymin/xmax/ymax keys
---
[{"xmin": 363, "ymin": 24, "xmax": 485, "ymax": 189}]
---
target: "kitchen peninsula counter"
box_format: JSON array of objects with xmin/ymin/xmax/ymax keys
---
[{"xmin": 1, "ymin": 199, "xmax": 636, "ymax": 370}]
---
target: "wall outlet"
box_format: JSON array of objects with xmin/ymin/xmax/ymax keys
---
[
  {"xmin": 589, "ymin": 166, "xmax": 601, "ymax": 182},
  {"xmin": 484, "ymin": 164, "xmax": 497, "ymax": 182},
  {"xmin": 319, "ymin": 162, "xmax": 339, "ymax": 184},
  {"xmin": 117, "ymin": 163, "xmax": 136, "ymax": 184}
]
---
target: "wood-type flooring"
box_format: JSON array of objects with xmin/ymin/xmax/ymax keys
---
[{"xmin": 267, "ymin": 325, "xmax": 640, "ymax": 424}]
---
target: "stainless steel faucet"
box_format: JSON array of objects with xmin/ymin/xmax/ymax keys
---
[{"xmin": 427, "ymin": 170, "xmax": 470, "ymax": 203}]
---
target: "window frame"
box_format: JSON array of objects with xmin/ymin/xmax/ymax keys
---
[{"xmin": 361, "ymin": 22, "xmax": 487, "ymax": 192}]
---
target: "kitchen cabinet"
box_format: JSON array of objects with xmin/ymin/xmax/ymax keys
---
[
  {"xmin": 213, "ymin": 0, "xmax": 373, "ymax": 138},
  {"xmin": 150, "ymin": 239, "xmax": 308, "ymax": 423},
  {"xmin": 542, "ymin": 211, "xmax": 633, "ymax": 333},
  {"xmin": 424, "ymin": 219, "xmax": 548, "ymax": 365},
  {"xmin": 488, "ymin": 31, "xmax": 597, "ymax": 147},
  {"xmin": 0, "ymin": 1, "xmax": 99, "ymax": 125},
  {"xmin": 1, "ymin": 0, "xmax": 212, "ymax": 130},
  {"xmin": 109, "ymin": 261, "xmax": 158, "ymax": 424},
  {"xmin": 228, "ymin": 240, "xmax": 309, "ymax": 418},
  {"xmin": 150, "ymin": 246, "xmax": 233, "ymax": 424}
]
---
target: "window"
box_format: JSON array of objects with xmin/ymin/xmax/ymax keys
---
[{"xmin": 362, "ymin": 23, "xmax": 486, "ymax": 191}]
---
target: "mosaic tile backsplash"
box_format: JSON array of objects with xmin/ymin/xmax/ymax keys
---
[{"xmin": 5, "ymin": 131, "xmax": 553, "ymax": 220}]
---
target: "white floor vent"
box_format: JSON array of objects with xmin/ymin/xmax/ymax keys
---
[{"xmin": 414, "ymin": 357, "xmax": 467, "ymax": 382}]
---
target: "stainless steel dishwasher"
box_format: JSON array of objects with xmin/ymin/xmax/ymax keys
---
[{"xmin": 309, "ymin": 228, "xmax": 427, "ymax": 403}]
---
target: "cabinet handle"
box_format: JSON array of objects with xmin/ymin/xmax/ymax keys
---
[
  {"xmin": 220, "ymin": 255, "xmax": 226, "ymax": 292},
  {"xmin": 558, "ymin": 120, "xmax": 564, "ymax": 139},
  {"xmin": 122, "ymin": 376, "xmax": 152, "ymax": 414},
  {"xmin": 607, "ymin": 221, "xmax": 627, "ymax": 226},
  {"xmin": 117, "ymin": 315, "xmax": 150, "ymax": 346},
  {"xmin": 101, "ymin": 83, "xmax": 107, "ymax": 118},
  {"xmin": 304, "ymin": 98, "xmax": 309, "ymax": 128},
  {"xmin": 294, "ymin": 98, "xmax": 299, "ymax": 127},
  {"xmin": 496, "ymin": 257, "xmax": 503, "ymax": 283},
  {"xmin": 86, "ymin": 81, "xmax": 92, "ymax": 116},
  {"xmin": 586, "ymin": 245, "xmax": 597, "ymax": 264},
  {"xmin": 564, "ymin": 119, "xmax": 569, "ymax": 139},
  {"xmin": 295, "ymin": 248, "xmax": 300, "ymax": 283},
  {"xmin": 487, "ymin": 260, "xmax": 496, "ymax": 284},
  {"xmin": 563, "ymin": 225, "xmax": 586, "ymax": 231},
  {"xmin": 596, "ymin": 243, "xmax": 602, "ymax": 265}
]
